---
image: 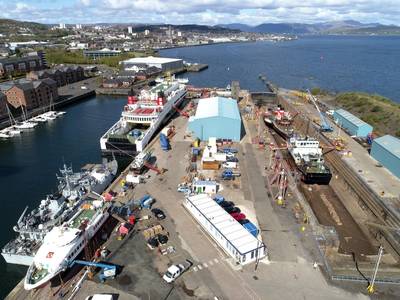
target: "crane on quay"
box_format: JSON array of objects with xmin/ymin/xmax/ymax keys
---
[{"xmin": 307, "ymin": 89, "xmax": 333, "ymax": 132}]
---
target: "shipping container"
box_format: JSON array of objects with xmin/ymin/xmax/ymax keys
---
[
  {"xmin": 333, "ymin": 109, "xmax": 373, "ymax": 137},
  {"xmin": 202, "ymin": 159, "xmax": 220, "ymax": 170}
]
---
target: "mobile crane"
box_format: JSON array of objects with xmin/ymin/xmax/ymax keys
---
[{"xmin": 307, "ymin": 89, "xmax": 333, "ymax": 132}]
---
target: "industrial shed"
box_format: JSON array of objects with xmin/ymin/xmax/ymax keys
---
[
  {"xmin": 121, "ymin": 56, "xmax": 183, "ymax": 72},
  {"xmin": 333, "ymin": 109, "xmax": 373, "ymax": 137},
  {"xmin": 188, "ymin": 97, "xmax": 242, "ymax": 141},
  {"xmin": 371, "ymin": 135, "xmax": 400, "ymax": 179},
  {"xmin": 184, "ymin": 194, "xmax": 266, "ymax": 265}
]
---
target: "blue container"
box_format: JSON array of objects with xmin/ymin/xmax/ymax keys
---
[
  {"xmin": 243, "ymin": 222, "xmax": 259, "ymax": 237},
  {"xmin": 160, "ymin": 133, "xmax": 170, "ymax": 151}
]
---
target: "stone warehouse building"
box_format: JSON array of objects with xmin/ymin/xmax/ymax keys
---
[
  {"xmin": 26, "ymin": 65, "xmax": 85, "ymax": 87},
  {"xmin": 0, "ymin": 78, "xmax": 58, "ymax": 112}
]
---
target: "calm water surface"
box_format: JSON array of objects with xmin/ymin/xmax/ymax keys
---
[{"xmin": 161, "ymin": 35, "xmax": 400, "ymax": 102}]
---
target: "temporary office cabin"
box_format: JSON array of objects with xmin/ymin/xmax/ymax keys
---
[{"xmin": 184, "ymin": 194, "xmax": 266, "ymax": 265}]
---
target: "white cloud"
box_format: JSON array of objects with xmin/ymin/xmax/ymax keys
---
[{"xmin": 0, "ymin": 0, "xmax": 399, "ymax": 25}]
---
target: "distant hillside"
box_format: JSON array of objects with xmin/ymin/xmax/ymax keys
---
[
  {"xmin": 334, "ymin": 92, "xmax": 400, "ymax": 137},
  {"xmin": 132, "ymin": 24, "xmax": 238, "ymax": 33},
  {"xmin": 220, "ymin": 20, "xmax": 400, "ymax": 35},
  {"xmin": 0, "ymin": 18, "xmax": 49, "ymax": 34}
]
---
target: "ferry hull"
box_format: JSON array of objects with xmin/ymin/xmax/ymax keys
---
[
  {"xmin": 300, "ymin": 169, "xmax": 332, "ymax": 185},
  {"xmin": 264, "ymin": 117, "xmax": 293, "ymax": 140}
]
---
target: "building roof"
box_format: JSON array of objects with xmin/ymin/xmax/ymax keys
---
[
  {"xmin": 0, "ymin": 55, "xmax": 39, "ymax": 65},
  {"xmin": 193, "ymin": 180, "xmax": 218, "ymax": 186},
  {"xmin": 334, "ymin": 108, "xmax": 372, "ymax": 128},
  {"xmin": 192, "ymin": 97, "xmax": 240, "ymax": 121},
  {"xmin": 186, "ymin": 194, "xmax": 263, "ymax": 255},
  {"xmin": 122, "ymin": 56, "xmax": 182, "ymax": 65},
  {"xmin": 373, "ymin": 135, "xmax": 400, "ymax": 160}
]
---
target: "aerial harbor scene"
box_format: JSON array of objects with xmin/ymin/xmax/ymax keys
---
[{"xmin": 1, "ymin": 1, "xmax": 400, "ymax": 300}]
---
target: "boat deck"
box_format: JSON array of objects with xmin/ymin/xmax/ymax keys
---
[{"xmin": 71, "ymin": 208, "xmax": 96, "ymax": 229}]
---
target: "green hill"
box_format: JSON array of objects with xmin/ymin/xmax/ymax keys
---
[{"xmin": 334, "ymin": 92, "xmax": 400, "ymax": 137}]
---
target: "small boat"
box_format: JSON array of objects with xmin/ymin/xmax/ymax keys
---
[
  {"xmin": 0, "ymin": 130, "xmax": 11, "ymax": 138},
  {"xmin": 32, "ymin": 116, "xmax": 48, "ymax": 123},
  {"xmin": 7, "ymin": 127, "xmax": 22, "ymax": 135},
  {"xmin": 15, "ymin": 121, "xmax": 38, "ymax": 130}
]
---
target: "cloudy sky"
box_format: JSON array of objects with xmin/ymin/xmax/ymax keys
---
[{"xmin": 0, "ymin": 0, "xmax": 399, "ymax": 25}]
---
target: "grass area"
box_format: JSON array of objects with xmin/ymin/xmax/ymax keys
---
[
  {"xmin": 45, "ymin": 49, "xmax": 154, "ymax": 68},
  {"xmin": 334, "ymin": 92, "xmax": 400, "ymax": 137}
]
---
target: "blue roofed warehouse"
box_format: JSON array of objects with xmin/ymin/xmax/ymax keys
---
[
  {"xmin": 188, "ymin": 97, "xmax": 242, "ymax": 141},
  {"xmin": 333, "ymin": 109, "xmax": 373, "ymax": 137},
  {"xmin": 370, "ymin": 135, "xmax": 400, "ymax": 179}
]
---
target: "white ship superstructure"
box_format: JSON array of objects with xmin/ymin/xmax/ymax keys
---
[
  {"xmin": 24, "ymin": 198, "xmax": 109, "ymax": 290},
  {"xmin": 100, "ymin": 79, "xmax": 187, "ymax": 157},
  {"xmin": 2, "ymin": 160, "xmax": 117, "ymax": 266}
]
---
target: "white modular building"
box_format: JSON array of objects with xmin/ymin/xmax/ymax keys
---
[
  {"xmin": 184, "ymin": 194, "xmax": 266, "ymax": 265},
  {"xmin": 121, "ymin": 56, "xmax": 183, "ymax": 72}
]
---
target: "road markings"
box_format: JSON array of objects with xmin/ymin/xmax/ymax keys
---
[
  {"xmin": 209, "ymin": 260, "xmax": 214, "ymax": 266},
  {"xmin": 203, "ymin": 262, "xmax": 208, "ymax": 268},
  {"xmin": 193, "ymin": 266, "xmax": 198, "ymax": 272},
  {"xmin": 214, "ymin": 258, "xmax": 219, "ymax": 263},
  {"xmin": 197, "ymin": 264, "xmax": 203, "ymax": 270}
]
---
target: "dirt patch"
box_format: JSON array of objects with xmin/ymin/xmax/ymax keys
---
[
  {"xmin": 301, "ymin": 184, "xmax": 376, "ymax": 258},
  {"xmin": 180, "ymin": 282, "xmax": 195, "ymax": 297},
  {"xmin": 118, "ymin": 274, "xmax": 132, "ymax": 286}
]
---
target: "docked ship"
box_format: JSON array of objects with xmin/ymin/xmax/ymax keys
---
[
  {"xmin": 100, "ymin": 79, "xmax": 187, "ymax": 157},
  {"xmin": 24, "ymin": 197, "xmax": 110, "ymax": 290},
  {"xmin": 264, "ymin": 106, "xmax": 295, "ymax": 140},
  {"xmin": 1, "ymin": 160, "xmax": 118, "ymax": 266},
  {"xmin": 288, "ymin": 136, "xmax": 332, "ymax": 185}
]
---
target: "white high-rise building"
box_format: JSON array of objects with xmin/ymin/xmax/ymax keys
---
[
  {"xmin": 128, "ymin": 26, "xmax": 133, "ymax": 34},
  {"xmin": 59, "ymin": 23, "xmax": 66, "ymax": 29},
  {"xmin": 177, "ymin": 31, "xmax": 182, "ymax": 37},
  {"xmin": 75, "ymin": 24, "xmax": 82, "ymax": 29},
  {"xmin": 144, "ymin": 29, "xmax": 150, "ymax": 36}
]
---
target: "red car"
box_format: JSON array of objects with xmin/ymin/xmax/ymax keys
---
[{"xmin": 230, "ymin": 212, "xmax": 246, "ymax": 221}]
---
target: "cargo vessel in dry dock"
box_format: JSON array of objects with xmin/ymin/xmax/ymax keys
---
[
  {"xmin": 100, "ymin": 78, "xmax": 187, "ymax": 157},
  {"xmin": 1, "ymin": 160, "xmax": 117, "ymax": 266},
  {"xmin": 264, "ymin": 106, "xmax": 295, "ymax": 140},
  {"xmin": 288, "ymin": 135, "xmax": 332, "ymax": 185}
]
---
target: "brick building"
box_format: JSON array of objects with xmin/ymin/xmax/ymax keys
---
[
  {"xmin": 0, "ymin": 78, "xmax": 58, "ymax": 110},
  {"xmin": 26, "ymin": 65, "xmax": 84, "ymax": 87}
]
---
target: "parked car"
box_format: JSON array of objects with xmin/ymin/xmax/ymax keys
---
[
  {"xmin": 213, "ymin": 194, "xmax": 225, "ymax": 204},
  {"xmin": 151, "ymin": 208, "xmax": 166, "ymax": 220},
  {"xmin": 225, "ymin": 152, "xmax": 235, "ymax": 158},
  {"xmin": 230, "ymin": 212, "xmax": 246, "ymax": 221},
  {"xmin": 222, "ymin": 148, "xmax": 238, "ymax": 154},
  {"xmin": 219, "ymin": 200, "xmax": 234, "ymax": 208},
  {"xmin": 226, "ymin": 157, "xmax": 239, "ymax": 163},
  {"xmin": 224, "ymin": 206, "xmax": 241, "ymax": 214},
  {"xmin": 177, "ymin": 185, "xmax": 191, "ymax": 194},
  {"xmin": 238, "ymin": 219, "xmax": 250, "ymax": 225}
]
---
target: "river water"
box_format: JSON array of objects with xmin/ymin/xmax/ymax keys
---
[
  {"xmin": 161, "ymin": 35, "xmax": 400, "ymax": 103},
  {"xmin": 1, "ymin": 35, "xmax": 400, "ymax": 298}
]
